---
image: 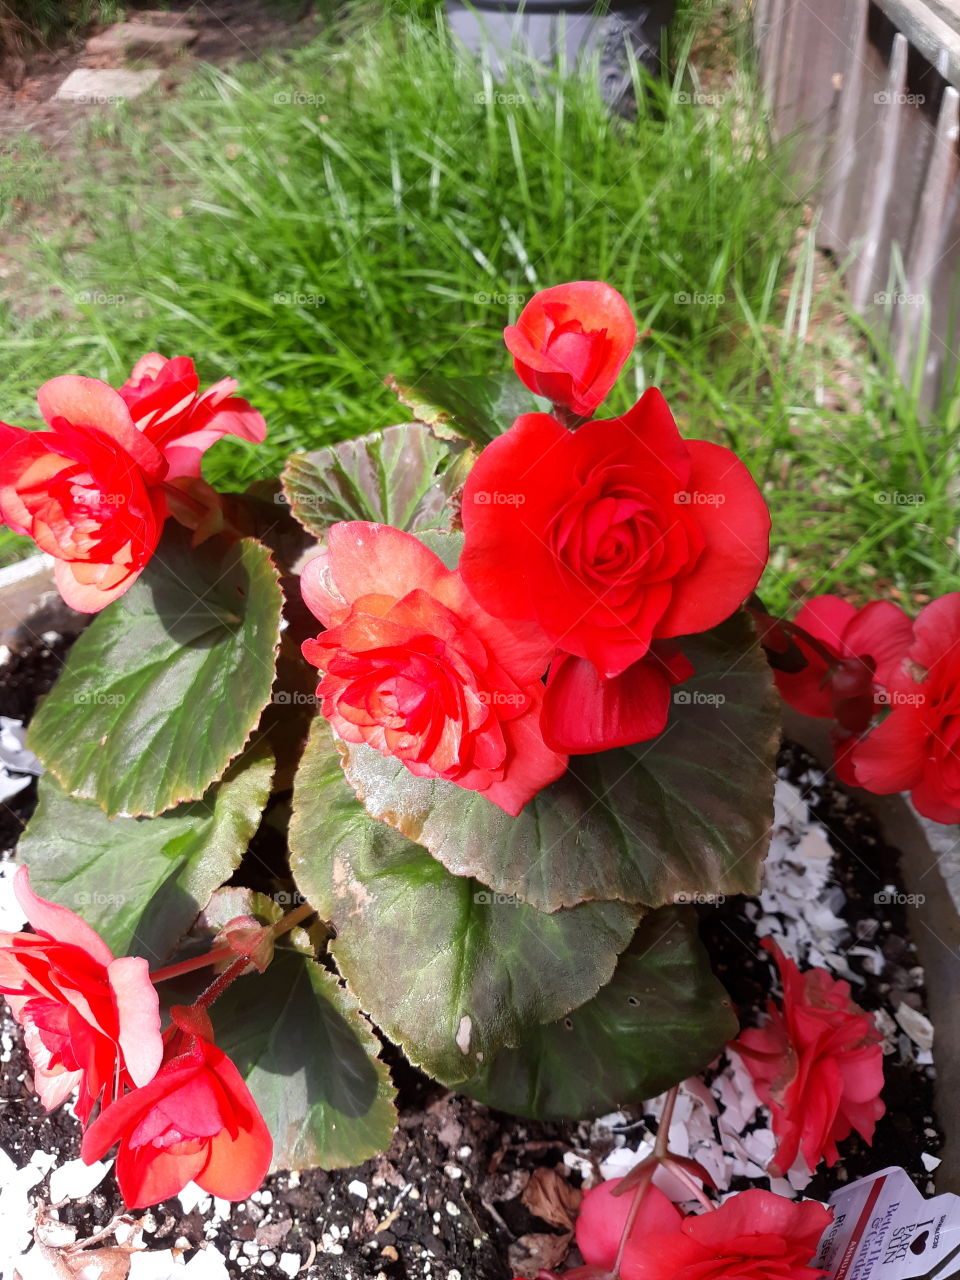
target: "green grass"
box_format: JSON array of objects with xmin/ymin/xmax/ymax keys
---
[{"xmin": 1, "ymin": 3, "xmax": 958, "ymax": 608}]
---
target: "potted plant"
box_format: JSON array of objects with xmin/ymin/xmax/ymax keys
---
[{"xmin": 0, "ymin": 281, "xmax": 953, "ymax": 1275}]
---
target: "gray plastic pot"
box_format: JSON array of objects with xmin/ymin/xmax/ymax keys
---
[{"xmin": 445, "ymin": 0, "xmax": 676, "ymax": 108}]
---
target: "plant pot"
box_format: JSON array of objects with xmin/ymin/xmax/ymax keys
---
[{"xmin": 444, "ymin": 0, "xmax": 676, "ymax": 107}]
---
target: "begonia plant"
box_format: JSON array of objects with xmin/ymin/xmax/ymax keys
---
[{"xmin": 0, "ymin": 281, "xmax": 927, "ymax": 1211}]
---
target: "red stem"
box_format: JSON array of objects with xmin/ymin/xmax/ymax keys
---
[{"xmin": 150, "ymin": 945, "xmax": 235, "ymax": 985}]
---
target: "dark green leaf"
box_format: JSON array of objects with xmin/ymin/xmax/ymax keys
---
[
  {"xmin": 213, "ymin": 949, "xmax": 397, "ymax": 1171},
  {"xmin": 386, "ymin": 371, "xmax": 542, "ymax": 447},
  {"xmin": 289, "ymin": 719, "xmax": 639, "ymax": 1084},
  {"xmin": 19, "ymin": 750, "xmax": 274, "ymax": 964},
  {"xmin": 340, "ymin": 613, "xmax": 780, "ymax": 912},
  {"xmin": 460, "ymin": 906, "xmax": 737, "ymax": 1119},
  {"xmin": 280, "ymin": 421, "xmax": 472, "ymax": 539},
  {"xmin": 28, "ymin": 525, "xmax": 282, "ymax": 818}
]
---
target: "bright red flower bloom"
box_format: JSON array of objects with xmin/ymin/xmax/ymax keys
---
[
  {"xmin": 0, "ymin": 377, "xmax": 169, "ymax": 611},
  {"xmin": 774, "ymin": 595, "xmax": 913, "ymax": 733},
  {"xmin": 542, "ymin": 643, "xmax": 694, "ymax": 754},
  {"xmin": 850, "ymin": 592, "xmax": 960, "ymax": 823},
  {"xmin": 621, "ymin": 1188, "xmax": 831, "ymax": 1280},
  {"xmin": 0, "ymin": 867, "xmax": 162, "ymax": 1124},
  {"xmin": 460, "ymin": 389, "xmax": 770, "ymax": 679},
  {"xmin": 571, "ymin": 1180, "xmax": 830, "ymax": 1280},
  {"xmin": 0, "ymin": 358, "xmax": 265, "ymax": 612},
  {"xmin": 734, "ymin": 940, "xmax": 884, "ymax": 1176},
  {"xmin": 300, "ymin": 522, "xmax": 567, "ymax": 816},
  {"xmin": 504, "ymin": 282, "xmax": 636, "ymax": 418},
  {"xmin": 119, "ymin": 353, "xmax": 266, "ymax": 481},
  {"xmin": 81, "ymin": 1007, "xmax": 272, "ymax": 1209}
]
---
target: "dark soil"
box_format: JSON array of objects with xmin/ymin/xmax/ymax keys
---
[{"xmin": 0, "ymin": 630, "xmax": 944, "ymax": 1278}]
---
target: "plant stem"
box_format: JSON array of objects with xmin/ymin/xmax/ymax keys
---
[
  {"xmin": 271, "ymin": 901, "xmax": 314, "ymax": 938},
  {"xmin": 194, "ymin": 955, "xmax": 250, "ymax": 1010},
  {"xmin": 606, "ymin": 1086, "xmax": 681, "ymax": 1279},
  {"xmin": 150, "ymin": 945, "xmax": 235, "ymax": 985},
  {"xmin": 149, "ymin": 901, "xmax": 315, "ymax": 986}
]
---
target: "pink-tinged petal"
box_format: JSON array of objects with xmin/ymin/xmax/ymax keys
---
[
  {"xmin": 326, "ymin": 522, "xmax": 450, "ymax": 607},
  {"xmin": 542, "ymin": 652, "xmax": 674, "ymax": 753},
  {"xmin": 53, "ymin": 558, "xmax": 141, "ymax": 614},
  {"xmin": 124, "ymin": 352, "xmax": 173, "ymax": 386},
  {"xmin": 842, "ymin": 600, "xmax": 914, "ymax": 688},
  {"xmin": 107, "ymin": 957, "xmax": 163, "ymax": 1088},
  {"xmin": 851, "ymin": 710, "xmax": 927, "ymax": 793},
  {"xmin": 33, "ymin": 1062, "xmax": 82, "ymax": 1111},
  {"xmin": 37, "ymin": 377, "xmax": 166, "ymax": 482},
  {"xmin": 12, "ymin": 867, "xmax": 113, "ymax": 966},
  {"xmin": 299, "ymin": 550, "xmax": 350, "ymax": 627},
  {"xmin": 576, "ymin": 1179, "xmax": 682, "ymax": 1271},
  {"xmin": 655, "ymin": 440, "xmax": 770, "ymax": 637}
]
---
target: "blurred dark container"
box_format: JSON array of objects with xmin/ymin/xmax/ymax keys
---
[{"xmin": 445, "ymin": 0, "xmax": 676, "ymax": 106}]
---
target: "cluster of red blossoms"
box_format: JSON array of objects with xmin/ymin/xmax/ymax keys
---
[
  {"xmin": 526, "ymin": 943, "xmax": 883, "ymax": 1280},
  {"xmin": 774, "ymin": 592, "xmax": 960, "ymax": 823},
  {"xmin": 301, "ymin": 282, "xmax": 771, "ymax": 814},
  {"xmin": 0, "ymin": 868, "xmax": 271, "ymax": 1208},
  {"xmin": 733, "ymin": 940, "xmax": 885, "ymax": 1177},
  {"xmin": 0, "ymin": 355, "xmax": 265, "ymax": 612}
]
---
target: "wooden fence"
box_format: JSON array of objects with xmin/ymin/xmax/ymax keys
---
[{"xmin": 753, "ymin": 0, "xmax": 960, "ymax": 405}]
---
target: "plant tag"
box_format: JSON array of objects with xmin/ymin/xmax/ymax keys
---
[{"xmin": 817, "ymin": 1166, "xmax": 960, "ymax": 1279}]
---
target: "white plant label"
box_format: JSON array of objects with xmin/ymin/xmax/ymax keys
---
[{"xmin": 818, "ymin": 1167, "xmax": 960, "ymax": 1279}]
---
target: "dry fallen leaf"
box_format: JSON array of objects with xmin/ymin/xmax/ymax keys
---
[{"xmin": 522, "ymin": 1166, "xmax": 582, "ymax": 1232}]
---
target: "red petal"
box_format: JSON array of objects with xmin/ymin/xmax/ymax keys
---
[
  {"xmin": 542, "ymin": 652, "xmax": 674, "ymax": 753},
  {"xmin": 37, "ymin": 376, "xmax": 165, "ymax": 482},
  {"xmin": 655, "ymin": 440, "xmax": 770, "ymax": 638},
  {"xmin": 13, "ymin": 868, "xmax": 113, "ymax": 966},
  {"xmin": 575, "ymin": 1178, "xmax": 682, "ymax": 1270},
  {"xmin": 850, "ymin": 709, "xmax": 927, "ymax": 793}
]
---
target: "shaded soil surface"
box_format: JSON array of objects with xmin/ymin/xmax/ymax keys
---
[{"xmin": 0, "ymin": 629, "xmax": 943, "ymax": 1279}]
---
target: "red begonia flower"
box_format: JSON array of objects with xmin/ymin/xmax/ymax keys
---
[
  {"xmin": 0, "ymin": 867, "xmax": 162, "ymax": 1124},
  {"xmin": 542, "ymin": 643, "xmax": 694, "ymax": 753},
  {"xmin": 300, "ymin": 522, "xmax": 567, "ymax": 816},
  {"xmin": 0, "ymin": 358, "xmax": 265, "ymax": 612},
  {"xmin": 504, "ymin": 281, "xmax": 637, "ymax": 417},
  {"xmin": 0, "ymin": 377, "xmax": 168, "ymax": 611},
  {"xmin": 774, "ymin": 595, "xmax": 913, "ymax": 733},
  {"xmin": 576, "ymin": 1178, "xmax": 682, "ymax": 1270},
  {"xmin": 460, "ymin": 390, "xmax": 770, "ymax": 678},
  {"xmin": 81, "ymin": 1007, "xmax": 272, "ymax": 1209},
  {"xmin": 733, "ymin": 940, "xmax": 884, "ymax": 1176},
  {"xmin": 571, "ymin": 1180, "xmax": 830, "ymax": 1280},
  {"xmin": 119, "ymin": 353, "xmax": 266, "ymax": 481},
  {"xmin": 850, "ymin": 592, "xmax": 960, "ymax": 823},
  {"xmin": 620, "ymin": 1188, "xmax": 832, "ymax": 1280}
]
